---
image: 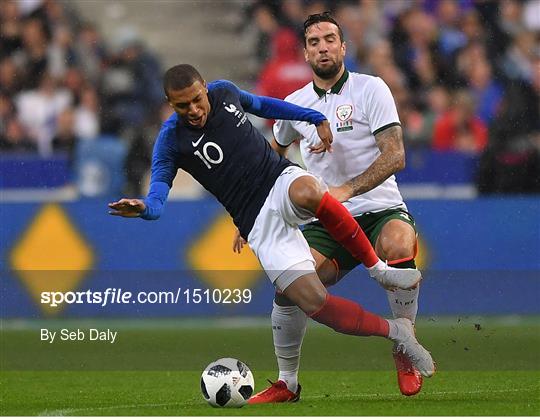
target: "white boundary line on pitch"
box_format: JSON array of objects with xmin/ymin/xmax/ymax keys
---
[
  {"xmin": 38, "ymin": 402, "xmax": 189, "ymax": 416},
  {"xmin": 37, "ymin": 387, "xmax": 539, "ymax": 416},
  {"xmin": 4, "ymin": 314, "xmax": 540, "ymax": 331},
  {"xmin": 306, "ymin": 387, "xmax": 540, "ymax": 399}
]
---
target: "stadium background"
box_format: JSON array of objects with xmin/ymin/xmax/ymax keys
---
[{"xmin": 1, "ymin": 0, "xmax": 538, "ymax": 318}]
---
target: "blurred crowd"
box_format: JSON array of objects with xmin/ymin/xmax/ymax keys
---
[
  {"xmin": 1, "ymin": 0, "xmax": 539, "ymax": 194},
  {"xmin": 0, "ymin": 0, "xmax": 164, "ymax": 194},
  {"xmin": 248, "ymin": 0, "xmax": 540, "ymax": 193}
]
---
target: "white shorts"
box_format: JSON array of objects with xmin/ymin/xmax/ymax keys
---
[{"xmin": 247, "ymin": 166, "xmax": 326, "ymax": 292}]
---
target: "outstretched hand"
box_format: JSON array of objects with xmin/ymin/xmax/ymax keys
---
[
  {"xmin": 108, "ymin": 198, "xmax": 146, "ymax": 217},
  {"xmin": 309, "ymin": 120, "xmax": 333, "ymax": 154}
]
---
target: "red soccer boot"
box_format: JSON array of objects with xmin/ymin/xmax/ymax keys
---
[
  {"xmin": 248, "ymin": 380, "xmax": 301, "ymax": 404},
  {"xmin": 393, "ymin": 348, "xmax": 423, "ymax": 396}
]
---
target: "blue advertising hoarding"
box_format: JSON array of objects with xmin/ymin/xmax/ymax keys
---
[{"xmin": 1, "ymin": 197, "xmax": 538, "ymax": 317}]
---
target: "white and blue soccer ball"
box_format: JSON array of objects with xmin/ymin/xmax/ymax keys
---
[{"xmin": 200, "ymin": 358, "xmax": 255, "ymax": 407}]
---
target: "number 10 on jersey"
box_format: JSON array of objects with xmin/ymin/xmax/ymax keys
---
[{"xmin": 194, "ymin": 142, "xmax": 224, "ymax": 169}]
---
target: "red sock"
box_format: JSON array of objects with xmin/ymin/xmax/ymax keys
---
[
  {"xmin": 315, "ymin": 192, "xmax": 379, "ymax": 267},
  {"xmin": 310, "ymin": 294, "xmax": 389, "ymax": 337}
]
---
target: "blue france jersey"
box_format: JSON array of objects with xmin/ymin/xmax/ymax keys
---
[{"xmin": 144, "ymin": 80, "xmax": 326, "ymax": 238}]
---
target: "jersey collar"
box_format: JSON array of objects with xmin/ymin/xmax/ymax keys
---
[{"xmin": 312, "ymin": 69, "xmax": 349, "ymax": 98}]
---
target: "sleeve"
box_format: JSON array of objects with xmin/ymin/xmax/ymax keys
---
[
  {"xmin": 139, "ymin": 127, "xmax": 176, "ymax": 220},
  {"xmin": 272, "ymin": 119, "xmax": 301, "ymax": 147},
  {"xmin": 365, "ymin": 77, "xmax": 401, "ymax": 136},
  {"xmin": 210, "ymin": 79, "xmax": 326, "ymax": 125}
]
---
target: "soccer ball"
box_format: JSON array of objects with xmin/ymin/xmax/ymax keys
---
[{"xmin": 200, "ymin": 358, "xmax": 255, "ymax": 407}]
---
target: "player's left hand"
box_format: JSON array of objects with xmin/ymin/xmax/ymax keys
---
[
  {"xmin": 328, "ymin": 185, "xmax": 353, "ymax": 202},
  {"xmin": 310, "ymin": 120, "xmax": 333, "ymax": 154},
  {"xmin": 232, "ymin": 228, "xmax": 247, "ymax": 254}
]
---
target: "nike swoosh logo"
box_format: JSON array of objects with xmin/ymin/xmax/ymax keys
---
[{"xmin": 192, "ymin": 133, "xmax": 205, "ymax": 147}]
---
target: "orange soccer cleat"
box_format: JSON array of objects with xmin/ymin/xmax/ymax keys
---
[
  {"xmin": 248, "ymin": 380, "xmax": 301, "ymax": 404},
  {"xmin": 393, "ymin": 349, "xmax": 423, "ymax": 396}
]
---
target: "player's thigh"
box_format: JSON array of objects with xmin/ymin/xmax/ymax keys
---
[
  {"xmin": 248, "ymin": 172, "xmax": 317, "ymax": 289},
  {"xmin": 249, "ymin": 215, "xmax": 316, "ymax": 288},
  {"xmin": 375, "ymin": 218, "xmax": 416, "ymax": 261}
]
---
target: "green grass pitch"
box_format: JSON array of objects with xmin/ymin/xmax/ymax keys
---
[{"xmin": 1, "ymin": 316, "xmax": 539, "ymax": 415}]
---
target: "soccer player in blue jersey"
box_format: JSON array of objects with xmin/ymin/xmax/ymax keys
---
[{"xmin": 109, "ymin": 64, "xmax": 434, "ymax": 381}]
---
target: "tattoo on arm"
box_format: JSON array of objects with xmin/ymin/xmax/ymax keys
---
[{"xmin": 344, "ymin": 125, "xmax": 405, "ymax": 197}]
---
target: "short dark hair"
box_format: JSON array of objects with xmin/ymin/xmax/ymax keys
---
[
  {"xmin": 163, "ymin": 64, "xmax": 204, "ymax": 97},
  {"xmin": 303, "ymin": 12, "xmax": 344, "ymax": 46}
]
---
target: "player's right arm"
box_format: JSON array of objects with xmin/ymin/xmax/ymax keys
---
[
  {"xmin": 244, "ymin": 93, "xmax": 332, "ymax": 153},
  {"xmin": 109, "ymin": 126, "xmax": 177, "ymax": 219},
  {"xmin": 212, "ymin": 80, "xmax": 333, "ymax": 152}
]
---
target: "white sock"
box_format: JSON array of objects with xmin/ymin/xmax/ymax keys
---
[
  {"xmin": 367, "ymin": 259, "xmax": 385, "ymax": 271},
  {"xmin": 278, "ymin": 370, "xmax": 299, "ymax": 392},
  {"xmin": 386, "ymin": 318, "xmax": 399, "ymax": 340},
  {"xmin": 386, "ymin": 283, "xmax": 420, "ymax": 324},
  {"xmin": 272, "ymin": 302, "xmax": 308, "ymax": 393}
]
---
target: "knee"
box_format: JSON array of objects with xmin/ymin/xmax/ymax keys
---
[
  {"xmin": 293, "ymin": 285, "xmax": 327, "ymax": 315},
  {"xmin": 379, "ymin": 239, "xmax": 414, "ymax": 262},
  {"xmin": 282, "ymin": 273, "xmax": 328, "ymax": 314},
  {"xmin": 301, "ymin": 287, "xmax": 327, "ymax": 315},
  {"xmin": 377, "ymin": 221, "xmax": 416, "ymax": 262},
  {"xmin": 289, "ymin": 177, "xmax": 325, "ymax": 213}
]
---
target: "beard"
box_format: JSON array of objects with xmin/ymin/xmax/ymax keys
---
[{"xmin": 311, "ymin": 58, "xmax": 342, "ymax": 80}]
